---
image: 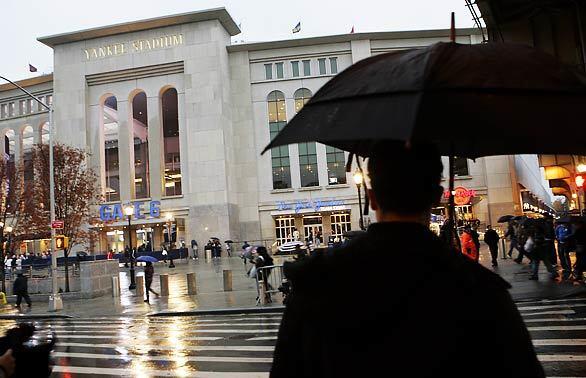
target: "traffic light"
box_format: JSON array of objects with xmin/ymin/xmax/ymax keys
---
[
  {"xmin": 576, "ymin": 174, "xmax": 586, "ymax": 188},
  {"xmin": 55, "ymin": 235, "xmax": 69, "ymax": 250}
]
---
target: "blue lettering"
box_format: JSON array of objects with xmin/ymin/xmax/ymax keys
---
[
  {"xmin": 134, "ymin": 201, "xmax": 145, "ymax": 219},
  {"xmin": 112, "ymin": 204, "xmax": 123, "ymax": 220},
  {"xmin": 150, "ymin": 201, "xmax": 161, "ymax": 218},
  {"xmin": 99, "ymin": 205, "xmax": 112, "ymax": 221}
]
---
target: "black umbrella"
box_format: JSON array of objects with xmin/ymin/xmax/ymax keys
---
[
  {"xmin": 224, "ymin": 240, "xmax": 234, "ymax": 244},
  {"xmin": 497, "ymin": 215, "xmax": 514, "ymax": 223},
  {"xmin": 263, "ymin": 42, "xmax": 586, "ymax": 158}
]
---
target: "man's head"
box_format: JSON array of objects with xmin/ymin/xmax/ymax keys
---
[{"xmin": 367, "ymin": 141, "xmax": 443, "ymax": 222}]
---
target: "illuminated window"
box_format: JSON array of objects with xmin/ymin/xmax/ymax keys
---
[
  {"xmin": 294, "ymin": 88, "xmax": 318, "ymax": 187},
  {"xmin": 102, "ymin": 96, "xmax": 120, "ymax": 202},
  {"xmin": 294, "ymin": 88, "xmax": 311, "ymax": 113},
  {"xmin": 330, "ymin": 57, "xmax": 338, "ymax": 74},
  {"xmin": 162, "ymin": 88, "xmax": 182, "ymax": 196},
  {"xmin": 291, "ymin": 61, "xmax": 300, "ymax": 77},
  {"xmin": 131, "ymin": 92, "xmax": 150, "ymax": 199},
  {"xmin": 264, "ymin": 64, "xmax": 273, "ymax": 80},
  {"xmin": 326, "ymin": 146, "xmax": 346, "ymax": 185},
  {"xmin": 275, "ymin": 217, "xmax": 295, "ymax": 245},
  {"xmin": 268, "ymin": 90, "xmax": 290, "ymax": 189},
  {"xmin": 22, "ymin": 126, "xmax": 34, "ymax": 183},
  {"xmin": 331, "ymin": 213, "xmax": 351, "ymax": 239}
]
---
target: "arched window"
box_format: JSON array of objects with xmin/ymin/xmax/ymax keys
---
[
  {"xmin": 131, "ymin": 92, "xmax": 150, "ymax": 199},
  {"xmin": 268, "ymin": 90, "xmax": 290, "ymax": 189},
  {"xmin": 161, "ymin": 88, "xmax": 181, "ymax": 196},
  {"xmin": 294, "ymin": 89, "xmax": 319, "ymax": 187},
  {"xmin": 102, "ymin": 96, "xmax": 120, "ymax": 202},
  {"xmin": 22, "ymin": 126, "xmax": 34, "ymax": 182},
  {"xmin": 4, "ymin": 129, "xmax": 15, "ymax": 163},
  {"xmin": 41, "ymin": 122, "xmax": 49, "ymax": 145}
]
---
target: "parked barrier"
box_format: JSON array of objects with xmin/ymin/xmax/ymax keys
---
[
  {"xmin": 112, "ymin": 276, "xmax": 120, "ymax": 297},
  {"xmin": 136, "ymin": 276, "xmax": 145, "ymax": 297},
  {"xmin": 255, "ymin": 265, "xmax": 284, "ymax": 306}
]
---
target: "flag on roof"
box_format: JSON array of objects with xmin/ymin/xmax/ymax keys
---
[
  {"xmin": 292, "ymin": 22, "xmax": 301, "ymax": 33},
  {"xmin": 350, "ymin": 26, "xmax": 355, "ymax": 34},
  {"xmin": 29, "ymin": 64, "xmax": 37, "ymax": 73}
]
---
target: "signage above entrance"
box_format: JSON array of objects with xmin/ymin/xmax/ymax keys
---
[
  {"xmin": 276, "ymin": 198, "xmax": 345, "ymax": 214},
  {"xmin": 83, "ymin": 34, "xmax": 184, "ymax": 61},
  {"xmin": 99, "ymin": 200, "xmax": 161, "ymax": 222},
  {"xmin": 443, "ymin": 186, "xmax": 476, "ymax": 206}
]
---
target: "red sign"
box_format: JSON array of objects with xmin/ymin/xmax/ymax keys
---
[
  {"xmin": 443, "ymin": 187, "xmax": 476, "ymax": 206},
  {"xmin": 51, "ymin": 220, "xmax": 64, "ymax": 229}
]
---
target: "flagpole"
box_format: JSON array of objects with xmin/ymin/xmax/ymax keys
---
[{"xmin": 0, "ymin": 75, "xmax": 62, "ymax": 311}]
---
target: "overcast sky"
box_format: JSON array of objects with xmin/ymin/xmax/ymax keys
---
[{"xmin": 1, "ymin": 0, "xmax": 476, "ymax": 81}]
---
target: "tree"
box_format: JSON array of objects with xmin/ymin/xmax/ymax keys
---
[{"xmin": 26, "ymin": 143, "xmax": 101, "ymax": 292}]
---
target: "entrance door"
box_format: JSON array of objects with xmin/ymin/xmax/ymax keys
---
[{"xmin": 303, "ymin": 216, "xmax": 323, "ymax": 245}]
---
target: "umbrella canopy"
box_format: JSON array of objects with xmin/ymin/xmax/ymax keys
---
[
  {"xmin": 224, "ymin": 240, "xmax": 234, "ymax": 244},
  {"xmin": 136, "ymin": 255, "xmax": 158, "ymax": 263},
  {"xmin": 278, "ymin": 241, "xmax": 305, "ymax": 253},
  {"xmin": 497, "ymin": 215, "xmax": 515, "ymax": 223},
  {"xmin": 263, "ymin": 42, "xmax": 586, "ymax": 158}
]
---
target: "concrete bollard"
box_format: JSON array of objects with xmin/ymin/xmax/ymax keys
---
[
  {"xmin": 258, "ymin": 280, "xmax": 267, "ymax": 306},
  {"xmin": 136, "ymin": 275, "xmax": 145, "ymax": 297},
  {"xmin": 223, "ymin": 270, "xmax": 233, "ymax": 291},
  {"xmin": 205, "ymin": 249, "xmax": 212, "ymax": 261},
  {"xmin": 160, "ymin": 274, "xmax": 169, "ymax": 296},
  {"xmin": 187, "ymin": 272, "xmax": 197, "ymax": 295},
  {"xmin": 112, "ymin": 276, "xmax": 120, "ymax": 297}
]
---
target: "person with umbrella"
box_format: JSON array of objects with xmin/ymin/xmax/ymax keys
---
[
  {"xmin": 271, "ymin": 142, "xmax": 544, "ymax": 377},
  {"xmin": 484, "ymin": 225, "xmax": 500, "ymax": 267},
  {"xmin": 504, "ymin": 220, "xmax": 519, "ymax": 259}
]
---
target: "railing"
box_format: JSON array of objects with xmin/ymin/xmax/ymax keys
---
[{"xmin": 255, "ymin": 264, "xmax": 285, "ymax": 306}]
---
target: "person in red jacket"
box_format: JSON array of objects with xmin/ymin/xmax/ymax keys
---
[{"xmin": 460, "ymin": 227, "xmax": 479, "ymax": 262}]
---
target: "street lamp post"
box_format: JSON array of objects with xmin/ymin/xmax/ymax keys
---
[
  {"xmin": 353, "ymin": 170, "xmax": 366, "ymax": 230},
  {"xmin": 165, "ymin": 213, "xmax": 175, "ymax": 268},
  {"xmin": 124, "ymin": 205, "xmax": 136, "ymax": 290},
  {"xmin": 0, "ymin": 75, "xmax": 61, "ymax": 311}
]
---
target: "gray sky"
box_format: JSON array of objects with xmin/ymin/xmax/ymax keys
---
[{"xmin": 1, "ymin": 0, "xmax": 476, "ymax": 81}]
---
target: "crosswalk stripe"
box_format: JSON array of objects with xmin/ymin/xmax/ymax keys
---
[
  {"xmin": 519, "ymin": 298, "xmax": 586, "ymax": 306},
  {"xmin": 524, "ymin": 318, "xmax": 586, "ymax": 323},
  {"xmin": 38, "ymin": 317, "xmax": 283, "ymax": 325},
  {"xmin": 521, "ymin": 310, "xmax": 575, "ymax": 316},
  {"xmin": 528, "ymin": 325, "xmax": 586, "ymax": 331},
  {"xmin": 538, "ymin": 355, "xmax": 586, "ymax": 362},
  {"xmin": 37, "ymin": 323, "xmax": 283, "ymax": 329},
  {"xmin": 533, "ymin": 339, "xmax": 586, "ymax": 346},
  {"xmin": 48, "ymin": 335, "xmax": 222, "ymax": 341},
  {"xmin": 518, "ymin": 304, "xmax": 586, "ymax": 311},
  {"xmin": 52, "ymin": 351, "xmax": 273, "ymax": 363},
  {"xmin": 51, "ymin": 366, "xmax": 270, "ymax": 377},
  {"xmin": 48, "ymin": 329, "xmax": 279, "ymax": 334},
  {"xmin": 57, "ymin": 342, "xmax": 275, "ymax": 352}
]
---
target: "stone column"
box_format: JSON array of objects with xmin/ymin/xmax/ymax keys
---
[
  {"xmin": 116, "ymin": 98, "xmax": 134, "ymax": 201},
  {"xmin": 147, "ymin": 94, "xmax": 163, "ymax": 200}
]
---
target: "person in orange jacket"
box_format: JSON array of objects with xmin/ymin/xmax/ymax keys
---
[{"xmin": 460, "ymin": 227, "xmax": 479, "ymax": 262}]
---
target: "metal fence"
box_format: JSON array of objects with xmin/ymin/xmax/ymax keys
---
[{"xmin": 255, "ymin": 264, "xmax": 285, "ymax": 306}]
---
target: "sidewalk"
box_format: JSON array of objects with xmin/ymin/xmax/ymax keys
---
[
  {"xmin": 477, "ymin": 243, "xmax": 586, "ymax": 302},
  {"xmin": 0, "ymin": 246, "xmax": 583, "ymax": 318}
]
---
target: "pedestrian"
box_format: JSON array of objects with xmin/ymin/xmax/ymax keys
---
[
  {"xmin": 514, "ymin": 220, "xmax": 531, "ymax": 264},
  {"xmin": 162, "ymin": 246, "xmax": 168, "ymax": 263},
  {"xmin": 253, "ymin": 246, "xmax": 274, "ymax": 303},
  {"xmin": 570, "ymin": 220, "xmax": 586, "ymax": 281},
  {"xmin": 527, "ymin": 219, "xmax": 559, "ymax": 281},
  {"xmin": 143, "ymin": 261, "xmax": 159, "ymax": 303},
  {"xmin": 505, "ymin": 220, "xmax": 519, "ymax": 258},
  {"xmin": 124, "ymin": 246, "xmax": 130, "ymax": 267},
  {"xmin": 470, "ymin": 226, "xmax": 480, "ymax": 253},
  {"xmin": 484, "ymin": 225, "xmax": 500, "ymax": 267},
  {"xmin": 460, "ymin": 227, "xmax": 479, "ymax": 262},
  {"xmin": 226, "ymin": 242, "xmax": 232, "ymax": 257},
  {"xmin": 13, "ymin": 271, "xmax": 31, "ymax": 309},
  {"xmin": 555, "ymin": 221, "xmax": 572, "ymax": 279},
  {"xmin": 191, "ymin": 239, "xmax": 198, "ymax": 259},
  {"xmin": 271, "ymin": 141, "xmax": 544, "ymax": 377}
]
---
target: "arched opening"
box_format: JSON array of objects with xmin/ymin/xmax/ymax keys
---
[
  {"xmin": 131, "ymin": 91, "xmax": 150, "ymax": 199},
  {"xmin": 40, "ymin": 122, "xmax": 49, "ymax": 145},
  {"xmin": 161, "ymin": 88, "xmax": 181, "ymax": 196},
  {"xmin": 267, "ymin": 90, "xmax": 290, "ymax": 189},
  {"xmin": 102, "ymin": 96, "xmax": 120, "ymax": 202},
  {"xmin": 22, "ymin": 126, "xmax": 34, "ymax": 183},
  {"xmin": 294, "ymin": 89, "xmax": 319, "ymax": 187}
]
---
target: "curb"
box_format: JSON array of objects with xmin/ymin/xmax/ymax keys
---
[
  {"xmin": 149, "ymin": 306, "xmax": 286, "ymax": 317},
  {"xmin": 0, "ymin": 314, "xmax": 73, "ymax": 320}
]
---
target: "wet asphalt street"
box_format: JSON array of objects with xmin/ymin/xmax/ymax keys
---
[{"xmin": 0, "ymin": 296, "xmax": 584, "ymax": 376}]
